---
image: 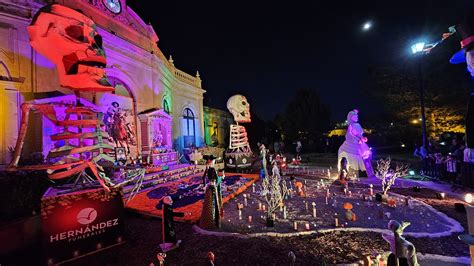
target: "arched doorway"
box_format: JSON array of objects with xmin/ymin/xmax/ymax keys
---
[{"xmin": 97, "ymin": 77, "xmax": 138, "ymax": 159}]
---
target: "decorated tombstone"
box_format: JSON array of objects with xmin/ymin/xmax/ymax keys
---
[
  {"xmin": 337, "ymin": 109, "xmax": 374, "ymax": 177},
  {"xmin": 224, "ymin": 95, "xmax": 253, "ymax": 170}
]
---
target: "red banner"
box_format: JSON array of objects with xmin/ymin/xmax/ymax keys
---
[{"xmin": 41, "ymin": 187, "xmax": 125, "ymax": 265}]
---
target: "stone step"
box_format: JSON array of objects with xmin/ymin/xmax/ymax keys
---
[{"xmin": 122, "ymin": 168, "xmax": 203, "ymax": 196}]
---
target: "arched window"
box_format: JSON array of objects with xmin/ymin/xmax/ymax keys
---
[
  {"xmin": 163, "ymin": 99, "xmax": 170, "ymax": 114},
  {"xmin": 108, "ymin": 77, "xmax": 133, "ymax": 99},
  {"xmin": 183, "ymin": 108, "xmax": 195, "ymax": 148}
]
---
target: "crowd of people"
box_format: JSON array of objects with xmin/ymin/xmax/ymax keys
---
[{"xmin": 413, "ymin": 137, "xmax": 474, "ymax": 185}]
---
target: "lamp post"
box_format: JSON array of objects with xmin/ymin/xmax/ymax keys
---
[{"xmin": 411, "ymin": 42, "xmax": 428, "ymax": 151}]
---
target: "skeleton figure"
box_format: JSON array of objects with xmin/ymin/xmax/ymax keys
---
[
  {"xmin": 382, "ymin": 220, "xmax": 419, "ymax": 266},
  {"xmin": 28, "ymin": 4, "xmax": 113, "ymax": 92},
  {"xmin": 8, "ymin": 4, "xmax": 143, "ymax": 195},
  {"xmin": 226, "ymin": 95, "xmax": 252, "ymax": 153}
]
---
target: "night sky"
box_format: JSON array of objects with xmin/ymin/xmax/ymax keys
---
[{"xmin": 127, "ymin": 0, "xmax": 474, "ymax": 122}]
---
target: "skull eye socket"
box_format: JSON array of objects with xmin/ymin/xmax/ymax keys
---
[
  {"xmin": 242, "ymin": 101, "xmax": 246, "ymax": 106},
  {"xmin": 65, "ymin": 25, "xmax": 86, "ymax": 42},
  {"xmin": 93, "ymin": 34, "xmax": 103, "ymax": 49}
]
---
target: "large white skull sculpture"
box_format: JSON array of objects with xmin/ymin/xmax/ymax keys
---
[
  {"xmin": 28, "ymin": 4, "xmax": 113, "ymax": 92},
  {"xmin": 227, "ymin": 94, "xmax": 251, "ymax": 123}
]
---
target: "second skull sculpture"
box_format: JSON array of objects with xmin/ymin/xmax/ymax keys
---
[{"xmin": 227, "ymin": 95, "xmax": 251, "ymax": 124}]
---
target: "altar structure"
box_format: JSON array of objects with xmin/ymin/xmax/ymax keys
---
[{"xmin": 0, "ymin": 0, "xmax": 205, "ymax": 168}]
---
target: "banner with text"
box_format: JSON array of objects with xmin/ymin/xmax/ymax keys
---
[{"xmin": 41, "ymin": 188, "xmax": 125, "ymax": 265}]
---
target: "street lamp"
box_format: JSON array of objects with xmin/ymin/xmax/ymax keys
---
[{"xmin": 411, "ymin": 42, "xmax": 428, "ymax": 151}]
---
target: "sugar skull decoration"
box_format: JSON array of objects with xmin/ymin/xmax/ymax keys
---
[
  {"xmin": 227, "ymin": 94, "xmax": 251, "ymax": 123},
  {"xmin": 28, "ymin": 4, "xmax": 113, "ymax": 92}
]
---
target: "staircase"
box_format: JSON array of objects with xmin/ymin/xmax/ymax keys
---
[{"xmin": 123, "ymin": 164, "xmax": 203, "ymax": 196}]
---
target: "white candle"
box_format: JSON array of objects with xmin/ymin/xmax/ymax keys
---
[
  {"xmin": 369, "ymin": 184, "xmax": 373, "ymax": 196},
  {"xmin": 248, "ymin": 216, "xmax": 252, "ymax": 223},
  {"xmin": 252, "ymin": 183, "xmax": 255, "ymax": 193},
  {"xmin": 244, "ymin": 194, "xmax": 248, "ymax": 206},
  {"xmin": 293, "ymin": 221, "xmax": 298, "ymax": 231},
  {"xmin": 325, "ymin": 196, "xmax": 328, "ymax": 205},
  {"xmin": 348, "ymin": 191, "xmax": 352, "ymax": 197},
  {"xmin": 334, "ymin": 214, "xmax": 339, "ymax": 227},
  {"xmin": 258, "ymin": 202, "xmax": 262, "ymax": 210},
  {"xmin": 238, "ymin": 209, "xmax": 242, "ymax": 220},
  {"xmin": 312, "ymin": 202, "xmax": 316, "ymax": 218},
  {"xmin": 262, "ymin": 205, "xmax": 266, "ymax": 212},
  {"xmin": 283, "ymin": 206, "xmax": 287, "ymax": 219},
  {"xmin": 305, "ymin": 222, "xmax": 310, "ymax": 230}
]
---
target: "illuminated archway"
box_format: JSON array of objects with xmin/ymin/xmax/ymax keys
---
[{"xmin": 182, "ymin": 108, "xmax": 195, "ymax": 148}]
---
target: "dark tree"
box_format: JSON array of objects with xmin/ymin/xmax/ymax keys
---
[{"xmin": 278, "ymin": 89, "xmax": 331, "ymax": 151}]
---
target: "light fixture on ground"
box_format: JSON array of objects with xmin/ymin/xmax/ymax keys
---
[
  {"xmin": 465, "ymin": 193, "xmax": 473, "ymax": 204},
  {"xmin": 435, "ymin": 192, "xmax": 445, "ymax": 200}
]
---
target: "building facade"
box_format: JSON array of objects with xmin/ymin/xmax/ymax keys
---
[
  {"xmin": 203, "ymin": 106, "xmax": 234, "ymax": 148},
  {"xmin": 0, "ymin": 0, "xmax": 206, "ymax": 166}
]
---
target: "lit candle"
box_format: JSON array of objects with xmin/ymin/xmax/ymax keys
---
[
  {"xmin": 252, "ymin": 183, "xmax": 255, "ymax": 193},
  {"xmin": 312, "ymin": 202, "xmax": 316, "ymax": 218},
  {"xmin": 334, "ymin": 213, "xmax": 339, "ymax": 227},
  {"xmin": 258, "ymin": 202, "xmax": 262, "ymax": 210},
  {"xmin": 369, "ymin": 184, "xmax": 373, "ymax": 196},
  {"xmin": 283, "ymin": 206, "xmax": 287, "ymax": 219},
  {"xmin": 293, "ymin": 221, "xmax": 298, "ymax": 231},
  {"xmin": 248, "ymin": 215, "xmax": 252, "ymax": 223},
  {"xmin": 238, "ymin": 209, "xmax": 242, "ymax": 220},
  {"xmin": 305, "ymin": 222, "xmax": 310, "ymax": 230},
  {"xmin": 244, "ymin": 194, "xmax": 248, "ymax": 206}
]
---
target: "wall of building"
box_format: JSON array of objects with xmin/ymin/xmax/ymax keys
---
[
  {"xmin": 0, "ymin": 0, "xmax": 205, "ymax": 166},
  {"xmin": 203, "ymin": 106, "xmax": 234, "ymax": 148}
]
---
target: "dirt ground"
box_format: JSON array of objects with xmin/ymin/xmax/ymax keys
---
[{"xmin": 2, "ymin": 173, "xmax": 470, "ymax": 265}]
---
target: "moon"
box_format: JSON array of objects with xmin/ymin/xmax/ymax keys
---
[{"xmin": 362, "ymin": 22, "xmax": 372, "ymax": 31}]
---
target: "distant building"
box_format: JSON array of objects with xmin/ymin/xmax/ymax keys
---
[
  {"xmin": 203, "ymin": 106, "xmax": 233, "ymax": 148},
  {"xmin": 0, "ymin": 0, "xmax": 206, "ymax": 166}
]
